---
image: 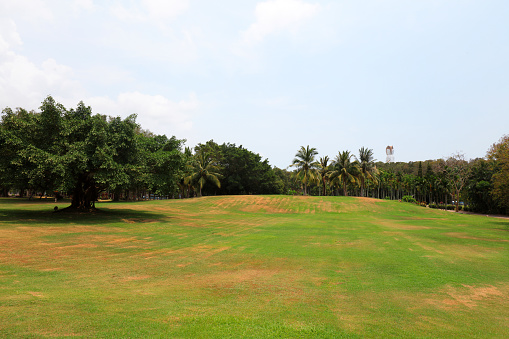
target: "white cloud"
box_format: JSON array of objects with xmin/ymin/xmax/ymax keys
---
[
  {"xmin": 73, "ymin": 0, "xmax": 96, "ymax": 12},
  {"xmin": 242, "ymin": 0, "xmax": 321, "ymax": 45},
  {"xmin": 0, "ymin": 21, "xmax": 83, "ymax": 110},
  {"xmin": 111, "ymin": 0, "xmax": 189, "ymax": 25},
  {"xmin": 0, "ymin": 19, "xmax": 22, "ymax": 54},
  {"xmin": 143, "ymin": 0, "xmax": 190, "ymax": 21},
  {"xmin": 87, "ymin": 92, "xmax": 199, "ymax": 136},
  {"xmin": 0, "ymin": 0, "xmax": 53, "ymax": 23}
]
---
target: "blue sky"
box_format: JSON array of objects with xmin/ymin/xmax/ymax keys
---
[{"xmin": 1, "ymin": 0, "xmax": 508, "ymax": 168}]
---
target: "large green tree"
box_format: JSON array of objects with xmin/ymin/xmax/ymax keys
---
[
  {"xmin": 290, "ymin": 145, "xmax": 319, "ymax": 195},
  {"xmin": 488, "ymin": 135, "xmax": 509, "ymax": 212},
  {"xmin": 465, "ymin": 158, "xmax": 497, "ymax": 213},
  {"xmin": 217, "ymin": 142, "xmax": 282, "ymax": 195},
  {"xmin": 1, "ymin": 96, "xmax": 184, "ymax": 210}
]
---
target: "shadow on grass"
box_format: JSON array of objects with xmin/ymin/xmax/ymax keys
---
[{"xmin": 0, "ymin": 201, "xmax": 169, "ymax": 226}]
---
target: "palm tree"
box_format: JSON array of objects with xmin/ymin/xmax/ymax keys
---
[
  {"xmin": 330, "ymin": 151, "xmax": 359, "ymax": 196},
  {"xmin": 177, "ymin": 147, "xmax": 194, "ymax": 198},
  {"xmin": 189, "ymin": 151, "xmax": 222, "ymax": 197},
  {"xmin": 317, "ymin": 156, "xmax": 331, "ymax": 196},
  {"xmin": 290, "ymin": 145, "xmax": 319, "ymax": 195},
  {"xmin": 355, "ymin": 147, "xmax": 378, "ymax": 197}
]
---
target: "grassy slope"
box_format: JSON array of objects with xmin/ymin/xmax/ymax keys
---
[{"xmin": 0, "ymin": 196, "xmax": 508, "ymax": 338}]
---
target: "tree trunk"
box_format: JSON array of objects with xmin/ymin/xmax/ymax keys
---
[{"xmin": 69, "ymin": 173, "xmax": 98, "ymax": 211}]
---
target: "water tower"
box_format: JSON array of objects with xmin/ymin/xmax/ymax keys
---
[{"xmin": 386, "ymin": 146, "xmax": 394, "ymax": 163}]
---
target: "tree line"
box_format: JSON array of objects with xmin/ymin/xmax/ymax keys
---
[
  {"xmin": 1, "ymin": 97, "xmax": 508, "ymax": 214},
  {"xmin": 0, "ymin": 97, "xmax": 287, "ymax": 210},
  {"xmin": 289, "ymin": 140, "xmax": 509, "ymax": 215}
]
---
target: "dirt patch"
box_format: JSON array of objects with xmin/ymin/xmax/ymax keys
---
[
  {"xmin": 55, "ymin": 243, "xmax": 98, "ymax": 249},
  {"xmin": 27, "ymin": 291, "xmax": 45, "ymax": 298},
  {"xmin": 445, "ymin": 232, "xmax": 509, "ymax": 243},
  {"xmin": 378, "ymin": 221, "xmax": 431, "ymax": 230},
  {"xmin": 121, "ymin": 275, "xmax": 151, "ymax": 282},
  {"xmin": 202, "ymin": 268, "xmax": 280, "ymax": 289},
  {"xmin": 414, "ymin": 242, "xmax": 444, "ymax": 254},
  {"xmin": 392, "ymin": 225, "xmax": 431, "ymax": 230},
  {"xmin": 446, "ymin": 285, "xmax": 504, "ymax": 308},
  {"xmin": 425, "ymin": 284, "xmax": 508, "ymax": 310}
]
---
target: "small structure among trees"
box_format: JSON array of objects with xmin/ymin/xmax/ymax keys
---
[{"xmin": 386, "ymin": 146, "xmax": 394, "ymax": 163}]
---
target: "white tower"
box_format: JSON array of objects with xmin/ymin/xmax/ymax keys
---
[{"xmin": 386, "ymin": 146, "xmax": 394, "ymax": 163}]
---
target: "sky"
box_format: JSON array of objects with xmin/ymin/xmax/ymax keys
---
[{"xmin": 1, "ymin": 0, "xmax": 508, "ymax": 168}]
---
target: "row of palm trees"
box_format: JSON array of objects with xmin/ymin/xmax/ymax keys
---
[{"xmin": 290, "ymin": 145, "xmax": 378, "ymax": 196}]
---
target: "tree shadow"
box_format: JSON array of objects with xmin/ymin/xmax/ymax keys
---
[
  {"xmin": 0, "ymin": 203, "xmax": 170, "ymax": 226},
  {"xmin": 488, "ymin": 219, "xmax": 509, "ymax": 232}
]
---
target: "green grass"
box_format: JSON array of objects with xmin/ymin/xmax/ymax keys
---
[{"xmin": 0, "ymin": 196, "xmax": 508, "ymax": 338}]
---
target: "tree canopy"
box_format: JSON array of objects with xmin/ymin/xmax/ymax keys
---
[{"xmin": 0, "ymin": 96, "xmax": 185, "ymax": 210}]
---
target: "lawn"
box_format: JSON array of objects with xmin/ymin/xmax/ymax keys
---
[{"xmin": 0, "ymin": 196, "xmax": 508, "ymax": 338}]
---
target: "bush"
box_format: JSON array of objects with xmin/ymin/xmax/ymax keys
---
[{"xmin": 402, "ymin": 195, "xmax": 417, "ymax": 203}]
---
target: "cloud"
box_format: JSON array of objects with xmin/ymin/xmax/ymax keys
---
[
  {"xmin": 111, "ymin": 0, "xmax": 189, "ymax": 25},
  {"xmin": 0, "ymin": 19, "xmax": 22, "ymax": 53},
  {"xmin": 0, "ymin": 0, "xmax": 53, "ymax": 23},
  {"xmin": 242, "ymin": 0, "xmax": 321, "ymax": 45},
  {"xmin": 73, "ymin": 0, "xmax": 96, "ymax": 12},
  {"xmin": 87, "ymin": 92, "xmax": 199, "ymax": 136},
  {"xmin": 0, "ymin": 21, "xmax": 83, "ymax": 110}
]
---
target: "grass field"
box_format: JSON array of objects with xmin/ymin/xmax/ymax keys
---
[{"xmin": 0, "ymin": 196, "xmax": 508, "ymax": 338}]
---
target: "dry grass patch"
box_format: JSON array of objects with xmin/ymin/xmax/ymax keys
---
[
  {"xmin": 418, "ymin": 284, "xmax": 509, "ymax": 310},
  {"xmin": 445, "ymin": 232, "xmax": 509, "ymax": 243}
]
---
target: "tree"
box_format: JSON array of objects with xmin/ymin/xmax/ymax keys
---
[
  {"xmin": 189, "ymin": 151, "xmax": 221, "ymax": 197},
  {"xmin": 290, "ymin": 145, "xmax": 319, "ymax": 195},
  {"xmin": 330, "ymin": 151, "xmax": 360, "ymax": 196},
  {"xmin": 465, "ymin": 158, "xmax": 497, "ymax": 213},
  {"xmin": 1, "ymin": 96, "xmax": 184, "ymax": 210},
  {"xmin": 217, "ymin": 142, "xmax": 282, "ymax": 195},
  {"xmin": 133, "ymin": 133, "xmax": 185, "ymax": 199},
  {"xmin": 178, "ymin": 147, "xmax": 195, "ymax": 198},
  {"xmin": 317, "ymin": 156, "xmax": 330, "ymax": 196},
  {"xmin": 435, "ymin": 153, "xmax": 470, "ymax": 212},
  {"xmin": 355, "ymin": 147, "xmax": 377, "ymax": 197},
  {"xmin": 487, "ymin": 135, "xmax": 509, "ymax": 212}
]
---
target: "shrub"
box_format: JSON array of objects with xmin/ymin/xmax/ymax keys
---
[{"xmin": 402, "ymin": 195, "xmax": 417, "ymax": 203}]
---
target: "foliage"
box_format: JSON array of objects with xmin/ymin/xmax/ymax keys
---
[
  {"xmin": 488, "ymin": 135, "xmax": 509, "ymax": 213},
  {"xmin": 355, "ymin": 147, "xmax": 378, "ymax": 197},
  {"xmin": 401, "ymin": 195, "xmax": 417, "ymax": 203},
  {"xmin": 464, "ymin": 158, "xmax": 498, "ymax": 213},
  {"xmin": 0, "ymin": 96, "xmax": 184, "ymax": 209},
  {"xmin": 188, "ymin": 150, "xmax": 222, "ymax": 197},
  {"xmin": 217, "ymin": 142, "xmax": 283, "ymax": 195},
  {"xmin": 190, "ymin": 140, "xmax": 283, "ymax": 196},
  {"xmin": 329, "ymin": 150, "xmax": 359, "ymax": 196},
  {"xmin": 316, "ymin": 156, "xmax": 330, "ymax": 196},
  {"xmin": 290, "ymin": 145, "xmax": 319, "ymax": 195}
]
